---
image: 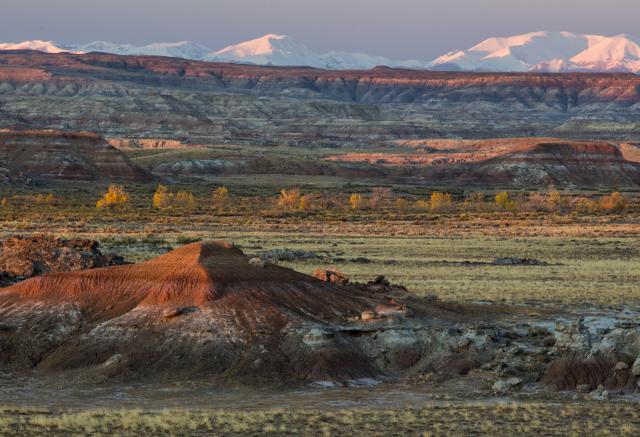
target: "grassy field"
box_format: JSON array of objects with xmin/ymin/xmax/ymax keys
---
[
  {"xmin": 1, "ymin": 402, "xmax": 638, "ymax": 436},
  {"xmin": 228, "ymin": 235, "xmax": 640, "ymax": 306}
]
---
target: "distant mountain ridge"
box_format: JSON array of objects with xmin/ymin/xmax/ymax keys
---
[{"xmin": 1, "ymin": 31, "xmax": 639, "ymax": 72}]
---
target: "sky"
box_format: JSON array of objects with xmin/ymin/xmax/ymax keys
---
[{"xmin": 1, "ymin": 0, "xmax": 638, "ymax": 60}]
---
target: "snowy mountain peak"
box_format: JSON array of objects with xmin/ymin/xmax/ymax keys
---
[
  {"xmin": 0, "ymin": 39, "xmax": 77, "ymax": 54},
  {"xmin": 208, "ymin": 34, "xmax": 325, "ymax": 66},
  {"xmin": 429, "ymin": 31, "xmax": 640, "ymax": 73}
]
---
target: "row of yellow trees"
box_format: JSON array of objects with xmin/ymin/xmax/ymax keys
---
[
  {"xmin": 96, "ymin": 184, "xmax": 229, "ymax": 210},
  {"xmin": 94, "ymin": 184, "xmax": 630, "ymax": 214}
]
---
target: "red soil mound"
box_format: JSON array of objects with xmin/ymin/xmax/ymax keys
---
[
  {"xmin": 0, "ymin": 241, "xmax": 374, "ymax": 324},
  {"xmin": 0, "ymin": 241, "xmax": 391, "ymax": 381}
]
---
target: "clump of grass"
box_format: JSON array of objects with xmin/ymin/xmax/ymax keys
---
[{"xmin": 176, "ymin": 235, "xmax": 202, "ymax": 245}]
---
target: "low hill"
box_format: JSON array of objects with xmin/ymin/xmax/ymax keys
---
[{"xmin": 0, "ymin": 130, "xmax": 151, "ymax": 182}]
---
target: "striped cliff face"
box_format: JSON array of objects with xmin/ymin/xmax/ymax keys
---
[
  {"xmin": 0, "ymin": 51, "xmax": 639, "ymax": 148},
  {"xmin": 0, "ymin": 130, "xmax": 150, "ymax": 182}
]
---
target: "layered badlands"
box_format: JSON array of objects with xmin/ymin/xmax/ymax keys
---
[
  {"xmin": 1, "ymin": 241, "xmax": 639, "ymax": 392},
  {"xmin": 0, "ymin": 51, "xmax": 639, "ymax": 146},
  {"xmin": 327, "ymin": 138, "xmax": 640, "ymax": 186},
  {"xmin": 0, "ymin": 130, "xmax": 150, "ymax": 182}
]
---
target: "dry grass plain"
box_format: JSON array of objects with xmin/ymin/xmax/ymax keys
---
[{"xmin": 0, "ymin": 402, "xmax": 638, "ymax": 436}]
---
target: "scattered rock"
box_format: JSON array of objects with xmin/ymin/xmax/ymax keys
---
[
  {"xmin": 0, "ymin": 234, "xmax": 126, "ymax": 282},
  {"xmin": 163, "ymin": 307, "xmax": 198, "ymax": 319},
  {"xmin": 589, "ymin": 385, "xmax": 609, "ymax": 401},
  {"xmin": 493, "ymin": 377, "xmax": 522, "ymax": 394},
  {"xmin": 313, "ymin": 268, "xmax": 349, "ymax": 284},
  {"xmin": 248, "ymin": 257, "xmax": 265, "ymax": 268},
  {"xmin": 615, "ymin": 361, "xmax": 629, "ymax": 370},
  {"xmin": 349, "ymin": 257, "xmax": 371, "ymax": 264},
  {"xmin": 632, "ymin": 357, "xmax": 640, "ymax": 376},
  {"xmin": 493, "ymin": 257, "xmax": 548, "ymax": 266},
  {"xmin": 162, "ymin": 308, "xmax": 182, "ymax": 318},
  {"xmin": 102, "ymin": 353, "xmax": 124, "ymax": 367},
  {"xmin": 576, "ymin": 383, "xmax": 592, "ymax": 393},
  {"xmin": 358, "ymin": 275, "xmax": 409, "ymax": 295},
  {"xmin": 257, "ymin": 248, "xmax": 320, "ymax": 263}
]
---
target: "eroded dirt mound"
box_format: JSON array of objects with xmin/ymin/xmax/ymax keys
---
[
  {"xmin": 0, "ymin": 234, "xmax": 125, "ymax": 283},
  {"xmin": 0, "ymin": 130, "xmax": 151, "ymax": 182},
  {"xmin": 0, "ymin": 241, "xmax": 392, "ymax": 381}
]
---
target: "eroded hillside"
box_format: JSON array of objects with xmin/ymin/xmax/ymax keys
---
[{"xmin": 0, "ymin": 51, "xmax": 639, "ymax": 145}]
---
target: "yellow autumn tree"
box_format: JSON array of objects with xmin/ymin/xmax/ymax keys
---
[
  {"xmin": 349, "ymin": 193, "xmax": 363, "ymax": 210},
  {"xmin": 152, "ymin": 184, "xmax": 172, "ymax": 209},
  {"xmin": 495, "ymin": 191, "xmax": 517, "ymax": 211},
  {"xmin": 211, "ymin": 186, "xmax": 229, "ymax": 211},
  {"xmin": 430, "ymin": 192, "xmax": 452, "ymax": 211},
  {"xmin": 174, "ymin": 191, "xmax": 196, "ymax": 210},
  {"xmin": 96, "ymin": 184, "xmax": 129, "ymax": 209}
]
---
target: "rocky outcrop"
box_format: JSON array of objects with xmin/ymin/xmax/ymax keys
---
[
  {"xmin": 0, "ymin": 130, "xmax": 151, "ymax": 182},
  {"xmin": 0, "ymin": 234, "xmax": 125, "ymax": 284}
]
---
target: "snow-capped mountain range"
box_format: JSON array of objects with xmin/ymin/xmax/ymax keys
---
[
  {"xmin": 430, "ymin": 31, "xmax": 640, "ymax": 73},
  {"xmin": 1, "ymin": 31, "xmax": 639, "ymax": 73}
]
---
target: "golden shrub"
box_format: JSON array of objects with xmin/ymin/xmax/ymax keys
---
[
  {"xmin": 599, "ymin": 192, "xmax": 628, "ymax": 213},
  {"xmin": 278, "ymin": 189, "xmax": 301, "ymax": 210},
  {"xmin": 96, "ymin": 184, "xmax": 129, "ymax": 209}
]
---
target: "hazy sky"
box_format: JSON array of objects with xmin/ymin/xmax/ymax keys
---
[{"xmin": 2, "ymin": 0, "xmax": 638, "ymax": 59}]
